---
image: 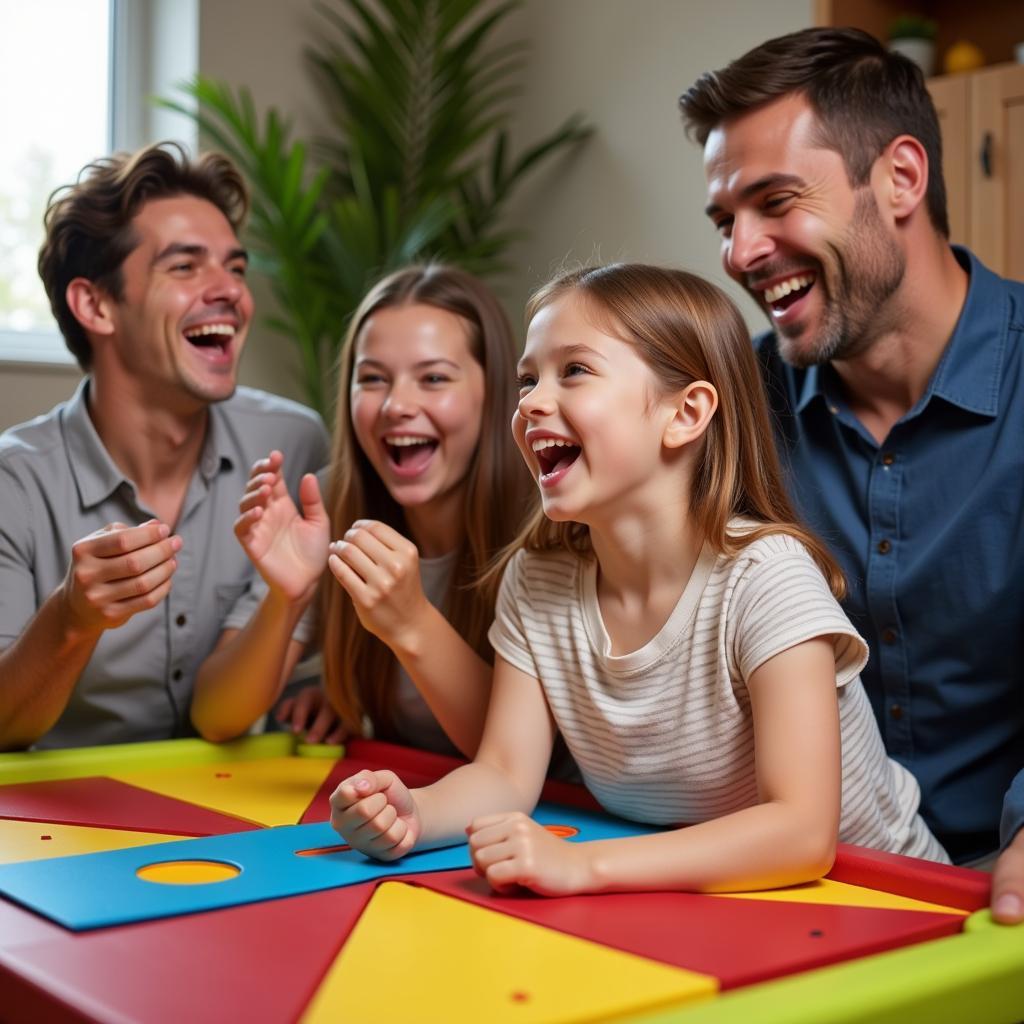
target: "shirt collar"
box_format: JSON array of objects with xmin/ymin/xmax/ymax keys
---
[
  {"xmin": 61, "ymin": 379, "xmax": 234, "ymax": 508},
  {"xmin": 927, "ymin": 246, "xmax": 1005, "ymax": 417},
  {"xmin": 62, "ymin": 378, "xmax": 130, "ymax": 509},
  {"xmin": 794, "ymin": 246, "xmax": 1005, "ymax": 418}
]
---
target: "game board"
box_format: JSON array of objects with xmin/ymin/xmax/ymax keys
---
[{"xmin": 0, "ymin": 734, "xmax": 1021, "ymax": 1023}]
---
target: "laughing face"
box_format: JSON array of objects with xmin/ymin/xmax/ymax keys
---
[
  {"xmin": 514, "ymin": 293, "xmax": 678, "ymax": 525},
  {"xmin": 703, "ymin": 93, "xmax": 905, "ymax": 368},
  {"xmin": 349, "ymin": 303, "xmax": 486, "ymax": 518},
  {"xmin": 107, "ymin": 195, "xmax": 252, "ymax": 405}
]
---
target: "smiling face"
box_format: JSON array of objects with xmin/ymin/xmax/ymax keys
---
[
  {"xmin": 349, "ymin": 303, "xmax": 486, "ymax": 520},
  {"xmin": 105, "ymin": 195, "xmax": 252, "ymax": 405},
  {"xmin": 514, "ymin": 293, "xmax": 678, "ymax": 525},
  {"xmin": 703, "ymin": 93, "xmax": 905, "ymax": 367}
]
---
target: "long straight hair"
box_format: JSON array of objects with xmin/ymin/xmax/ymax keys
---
[
  {"xmin": 487, "ymin": 263, "xmax": 845, "ymax": 598},
  {"xmin": 320, "ymin": 264, "xmax": 534, "ymax": 737}
]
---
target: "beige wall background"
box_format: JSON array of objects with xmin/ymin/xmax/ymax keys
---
[{"xmin": 0, "ymin": 0, "xmax": 812, "ymax": 432}]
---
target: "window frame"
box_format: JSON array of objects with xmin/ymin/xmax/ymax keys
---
[{"xmin": 0, "ymin": 0, "xmax": 198, "ymax": 368}]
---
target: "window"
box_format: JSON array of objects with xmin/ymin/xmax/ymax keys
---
[{"xmin": 0, "ymin": 0, "xmax": 198, "ymax": 366}]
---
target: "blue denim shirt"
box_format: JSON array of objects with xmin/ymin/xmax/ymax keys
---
[{"xmin": 757, "ymin": 248, "xmax": 1024, "ymax": 863}]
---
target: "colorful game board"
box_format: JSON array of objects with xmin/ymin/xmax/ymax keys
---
[{"xmin": 0, "ymin": 734, "xmax": 1021, "ymax": 1023}]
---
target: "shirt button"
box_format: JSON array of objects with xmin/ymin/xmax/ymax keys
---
[
  {"xmin": 882, "ymin": 628, "xmax": 898, "ymax": 644},
  {"xmin": 176, "ymin": 614, "xmax": 187, "ymax": 627},
  {"xmin": 882, "ymin": 452, "xmax": 896, "ymax": 466},
  {"xmin": 877, "ymin": 539, "xmax": 892, "ymax": 555},
  {"xmin": 172, "ymin": 669, "xmax": 183, "ymax": 682},
  {"xmin": 890, "ymin": 704, "xmax": 903, "ymax": 720}
]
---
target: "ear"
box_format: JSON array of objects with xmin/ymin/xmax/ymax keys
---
[
  {"xmin": 877, "ymin": 135, "xmax": 929, "ymax": 223},
  {"xmin": 65, "ymin": 278, "xmax": 117, "ymax": 339},
  {"xmin": 663, "ymin": 380, "xmax": 718, "ymax": 449}
]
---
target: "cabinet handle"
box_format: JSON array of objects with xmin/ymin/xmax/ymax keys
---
[{"xmin": 979, "ymin": 132, "xmax": 994, "ymax": 178}]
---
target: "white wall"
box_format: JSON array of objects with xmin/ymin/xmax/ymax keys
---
[
  {"xmin": 0, "ymin": 0, "xmax": 813, "ymax": 431},
  {"xmin": 495, "ymin": 0, "xmax": 812, "ymax": 330}
]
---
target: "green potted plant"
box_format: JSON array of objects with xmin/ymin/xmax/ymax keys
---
[
  {"xmin": 888, "ymin": 14, "xmax": 938, "ymax": 77},
  {"xmin": 160, "ymin": 0, "xmax": 591, "ymax": 419}
]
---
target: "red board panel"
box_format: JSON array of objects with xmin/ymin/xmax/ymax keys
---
[
  {"xmin": 0, "ymin": 777, "xmax": 260, "ymax": 837},
  {"xmin": 0, "ymin": 882, "xmax": 375, "ymax": 1024},
  {"xmin": 829, "ymin": 842, "xmax": 990, "ymax": 912},
  {"xmin": 408, "ymin": 868, "xmax": 966, "ymax": 990},
  {"xmin": 300, "ymin": 739, "xmax": 602, "ymax": 823}
]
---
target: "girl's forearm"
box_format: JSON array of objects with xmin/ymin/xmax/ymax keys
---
[
  {"xmin": 388, "ymin": 603, "xmax": 492, "ymax": 757},
  {"xmin": 413, "ymin": 760, "xmax": 539, "ymax": 849},
  {"xmin": 191, "ymin": 589, "xmax": 310, "ymax": 742},
  {"xmin": 582, "ymin": 800, "xmax": 838, "ymax": 895}
]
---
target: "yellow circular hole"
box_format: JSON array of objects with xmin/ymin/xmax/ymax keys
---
[{"xmin": 136, "ymin": 860, "xmax": 241, "ymax": 885}]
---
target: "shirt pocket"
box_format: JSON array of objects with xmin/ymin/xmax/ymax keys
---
[{"xmin": 215, "ymin": 580, "xmax": 251, "ymax": 622}]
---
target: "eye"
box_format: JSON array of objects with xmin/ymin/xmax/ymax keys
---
[
  {"xmin": 229, "ymin": 263, "xmax": 248, "ymax": 278},
  {"xmin": 763, "ymin": 193, "xmax": 794, "ymax": 212},
  {"xmin": 355, "ymin": 372, "xmax": 386, "ymax": 386},
  {"xmin": 712, "ymin": 216, "xmax": 733, "ymax": 239},
  {"xmin": 563, "ymin": 362, "xmax": 590, "ymax": 379},
  {"xmin": 515, "ymin": 373, "xmax": 536, "ymax": 392},
  {"xmin": 169, "ymin": 261, "xmax": 195, "ymax": 273},
  {"xmin": 422, "ymin": 373, "xmax": 451, "ymax": 385}
]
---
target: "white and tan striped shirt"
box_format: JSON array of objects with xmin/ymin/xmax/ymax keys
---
[{"xmin": 489, "ymin": 527, "xmax": 948, "ymax": 862}]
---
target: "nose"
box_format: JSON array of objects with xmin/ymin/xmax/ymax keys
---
[
  {"xmin": 516, "ymin": 377, "xmax": 556, "ymax": 421},
  {"xmin": 382, "ymin": 378, "xmax": 418, "ymax": 418},
  {"xmin": 724, "ymin": 212, "xmax": 774, "ymax": 275},
  {"xmin": 204, "ymin": 263, "xmax": 246, "ymax": 306}
]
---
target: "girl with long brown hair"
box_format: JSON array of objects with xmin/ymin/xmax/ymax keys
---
[
  {"xmin": 331, "ymin": 263, "xmax": 946, "ymax": 896},
  {"xmin": 195, "ymin": 264, "xmax": 532, "ymax": 756}
]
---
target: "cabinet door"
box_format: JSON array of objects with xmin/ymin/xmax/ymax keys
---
[
  {"xmin": 971, "ymin": 64, "xmax": 1024, "ymax": 281},
  {"xmin": 928, "ymin": 76, "xmax": 970, "ymax": 248}
]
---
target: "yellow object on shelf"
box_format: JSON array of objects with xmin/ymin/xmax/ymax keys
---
[{"xmin": 944, "ymin": 41, "xmax": 986, "ymax": 74}]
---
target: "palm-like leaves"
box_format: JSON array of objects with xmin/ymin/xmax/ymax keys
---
[{"xmin": 159, "ymin": 0, "xmax": 591, "ymax": 417}]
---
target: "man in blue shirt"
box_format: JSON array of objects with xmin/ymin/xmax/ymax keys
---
[{"xmin": 681, "ymin": 27, "xmax": 1023, "ymax": 924}]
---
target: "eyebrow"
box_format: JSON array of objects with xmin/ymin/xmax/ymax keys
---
[
  {"xmin": 355, "ymin": 357, "xmax": 462, "ymax": 371},
  {"xmin": 152, "ymin": 242, "xmax": 249, "ymax": 266},
  {"xmin": 704, "ymin": 173, "xmax": 807, "ymax": 218},
  {"xmin": 517, "ymin": 342, "xmax": 609, "ymax": 370}
]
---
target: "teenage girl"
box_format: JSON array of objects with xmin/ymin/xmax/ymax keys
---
[
  {"xmin": 330, "ymin": 264, "xmax": 947, "ymax": 896},
  {"xmin": 192, "ymin": 265, "xmax": 533, "ymax": 757}
]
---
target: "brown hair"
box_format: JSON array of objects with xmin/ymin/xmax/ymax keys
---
[
  {"xmin": 488, "ymin": 263, "xmax": 845, "ymax": 598},
  {"xmin": 679, "ymin": 27, "xmax": 948, "ymax": 237},
  {"xmin": 38, "ymin": 141, "xmax": 249, "ymax": 369},
  {"xmin": 320, "ymin": 263, "xmax": 534, "ymax": 737}
]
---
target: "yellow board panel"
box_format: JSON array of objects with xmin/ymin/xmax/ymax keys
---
[
  {"xmin": 111, "ymin": 757, "xmax": 335, "ymax": 827},
  {"xmin": 0, "ymin": 818, "xmax": 173, "ymax": 864},
  {"xmin": 302, "ymin": 882, "xmax": 717, "ymax": 1024},
  {"xmin": 718, "ymin": 877, "xmax": 966, "ymax": 916}
]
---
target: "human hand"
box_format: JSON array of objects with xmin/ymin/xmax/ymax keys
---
[
  {"xmin": 61, "ymin": 520, "xmax": 181, "ymax": 636},
  {"xmin": 326, "ymin": 520, "xmax": 430, "ymax": 646},
  {"xmin": 466, "ymin": 811, "xmax": 595, "ymax": 897},
  {"xmin": 329, "ymin": 769, "xmax": 421, "ymax": 860},
  {"xmin": 275, "ymin": 685, "xmax": 346, "ymax": 745},
  {"xmin": 235, "ymin": 451, "xmax": 330, "ymax": 602},
  {"xmin": 991, "ymin": 830, "xmax": 1024, "ymax": 925}
]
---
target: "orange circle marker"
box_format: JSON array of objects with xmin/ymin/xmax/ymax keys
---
[{"xmin": 544, "ymin": 824, "xmax": 579, "ymax": 839}]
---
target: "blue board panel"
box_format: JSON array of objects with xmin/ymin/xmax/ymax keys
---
[{"xmin": 0, "ymin": 803, "xmax": 656, "ymax": 931}]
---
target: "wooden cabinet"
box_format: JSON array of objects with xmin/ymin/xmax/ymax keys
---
[
  {"xmin": 927, "ymin": 64, "xmax": 1024, "ymax": 281},
  {"xmin": 817, "ymin": 2, "xmax": 1024, "ymax": 280}
]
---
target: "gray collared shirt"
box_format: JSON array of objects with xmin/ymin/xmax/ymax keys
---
[{"xmin": 0, "ymin": 378, "xmax": 329, "ymax": 749}]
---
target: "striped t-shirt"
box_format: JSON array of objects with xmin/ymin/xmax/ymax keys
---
[{"xmin": 488, "ymin": 527, "xmax": 948, "ymax": 863}]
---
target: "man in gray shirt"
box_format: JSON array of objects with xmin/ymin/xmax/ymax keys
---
[{"xmin": 0, "ymin": 143, "xmax": 328, "ymax": 750}]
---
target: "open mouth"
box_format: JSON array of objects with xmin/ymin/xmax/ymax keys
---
[
  {"xmin": 532, "ymin": 437, "xmax": 581, "ymax": 485},
  {"xmin": 384, "ymin": 435, "xmax": 438, "ymax": 474},
  {"xmin": 183, "ymin": 323, "xmax": 235, "ymax": 358},
  {"xmin": 762, "ymin": 272, "xmax": 815, "ymax": 317}
]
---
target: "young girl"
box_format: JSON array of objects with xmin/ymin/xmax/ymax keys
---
[
  {"xmin": 331, "ymin": 263, "xmax": 947, "ymax": 896},
  {"xmin": 192, "ymin": 265, "xmax": 533, "ymax": 757}
]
